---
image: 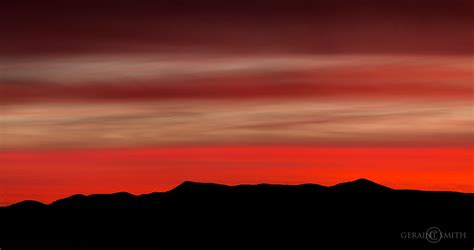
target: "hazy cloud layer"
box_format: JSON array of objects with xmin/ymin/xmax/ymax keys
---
[
  {"xmin": 1, "ymin": 55, "xmax": 472, "ymax": 103},
  {"xmin": 2, "ymin": 100, "xmax": 472, "ymax": 149},
  {"xmin": 1, "ymin": 54, "xmax": 472, "ymax": 149}
]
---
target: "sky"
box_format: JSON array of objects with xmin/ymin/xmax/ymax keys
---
[{"xmin": 0, "ymin": 0, "xmax": 473, "ymax": 205}]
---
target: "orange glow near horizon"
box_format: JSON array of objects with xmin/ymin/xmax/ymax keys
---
[{"xmin": 1, "ymin": 146, "xmax": 472, "ymax": 205}]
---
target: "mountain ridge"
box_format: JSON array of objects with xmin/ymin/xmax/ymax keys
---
[
  {"xmin": 1, "ymin": 178, "xmax": 472, "ymax": 248},
  {"xmin": 4, "ymin": 178, "xmax": 472, "ymax": 209}
]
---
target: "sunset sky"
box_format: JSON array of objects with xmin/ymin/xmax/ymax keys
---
[{"xmin": 1, "ymin": 0, "xmax": 473, "ymax": 205}]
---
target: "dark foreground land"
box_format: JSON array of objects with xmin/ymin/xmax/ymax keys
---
[{"xmin": 0, "ymin": 179, "xmax": 472, "ymax": 249}]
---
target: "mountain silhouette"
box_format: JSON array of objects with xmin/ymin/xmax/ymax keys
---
[
  {"xmin": 330, "ymin": 178, "xmax": 393, "ymax": 192},
  {"xmin": 49, "ymin": 192, "xmax": 138, "ymax": 209},
  {"xmin": 6, "ymin": 200, "xmax": 46, "ymax": 209},
  {"xmin": 0, "ymin": 179, "xmax": 472, "ymax": 249},
  {"xmin": 6, "ymin": 179, "xmax": 392, "ymax": 209}
]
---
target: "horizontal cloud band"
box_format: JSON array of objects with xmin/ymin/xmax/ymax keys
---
[{"xmin": 1, "ymin": 55, "xmax": 472, "ymax": 103}]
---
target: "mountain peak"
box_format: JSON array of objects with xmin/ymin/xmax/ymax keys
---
[
  {"xmin": 330, "ymin": 178, "xmax": 392, "ymax": 192},
  {"xmin": 171, "ymin": 181, "xmax": 229, "ymax": 193},
  {"xmin": 353, "ymin": 178, "xmax": 379, "ymax": 185},
  {"xmin": 7, "ymin": 200, "xmax": 46, "ymax": 209}
]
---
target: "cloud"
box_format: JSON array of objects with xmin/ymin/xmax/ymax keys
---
[
  {"xmin": 1, "ymin": 55, "xmax": 472, "ymax": 103},
  {"xmin": 2, "ymin": 99, "xmax": 472, "ymax": 149},
  {"xmin": 1, "ymin": 54, "xmax": 471, "ymax": 149}
]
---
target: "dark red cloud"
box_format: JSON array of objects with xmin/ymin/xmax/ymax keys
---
[
  {"xmin": 1, "ymin": 0, "xmax": 473, "ymax": 55},
  {"xmin": 1, "ymin": 72, "xmax": 471, "ymax": 104}
]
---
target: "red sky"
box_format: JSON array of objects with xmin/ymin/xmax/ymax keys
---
[
  {"xmin": 0, "ymin": 0, "xmax": 473, "ymax": 205},
  {"xmin": 1, "ymin": 147, "xmax": 472, "ymax": 205}
]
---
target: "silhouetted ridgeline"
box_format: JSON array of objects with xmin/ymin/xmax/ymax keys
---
[{"xmin": 0, "ymin": 179, "xmax": 472, "ymax": 249}]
